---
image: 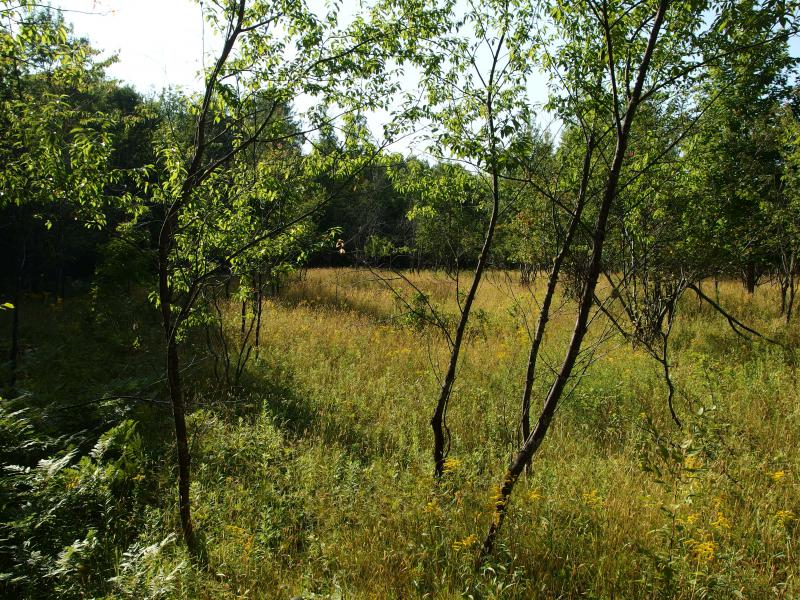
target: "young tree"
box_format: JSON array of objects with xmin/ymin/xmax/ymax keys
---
[
  {"xmin": 381, "ymin": 0, "xmax": 540, "ymax": 477},
  {"xmin": 132, "ymin": 0, "xmax": 402, "ymax": 555},
  {"xmin": 480, "ymin": 0, "xmax": 798, "ymax": 556}
]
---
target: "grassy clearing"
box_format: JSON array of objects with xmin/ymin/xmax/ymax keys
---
[
  {"xmin": 18, "ymin": 269, "xmax": 798, "ymax": 598},
  {"xmin": 128, "ymin": 268, "xmax": 798, "ymax": 599}
]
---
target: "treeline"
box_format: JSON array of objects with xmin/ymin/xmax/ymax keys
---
[
  {"xmin": 3, "ymin": 11, "xmax": 800, "ymax": 305},
  {"xmin": 2, "ymin": 0, "xmax": 800, "ymax": 595}
]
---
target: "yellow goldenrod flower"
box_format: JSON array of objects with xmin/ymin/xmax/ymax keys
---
[
  {"xmin": 691, "ymin": 539, "xmax": 716, "ymax": 563},
  {"xmin": 452, "ymin": 534, "xmax": 478, "ymax": 551},
  {"xmin": 490, "ymin": 485, "xmax": 506, "ymax": 505},
  {"xmin": 775, "ymin": 510, "xmax": 796, "ymax": 525},
  {"xmin": 582, "ymin": 488, "xmax": 603, "ymax": 508},
  {"xmin": 442, "ymin": 457, "xmax": 461, "ymax": 474},
  {"xmin": 771, "ymin": 470, "xmax": 786, "ymax": 482},
  {"xmin": 711, "ymin": 511, "xmax": 731, "ymax": 530},
  {"xmin": 527, "ymin": 489, "xmax": 542, "ymax": 503},
  {"xmin": 683, "ymin": 455, "xmax": 702, "ymax": 472}
]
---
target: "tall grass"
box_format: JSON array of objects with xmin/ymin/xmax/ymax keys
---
[{"xmin": 130, "ymin": 269, "xmax": 799, "ymax": 598}]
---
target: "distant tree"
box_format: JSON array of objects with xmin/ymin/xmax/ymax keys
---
[
  {"xmin": 683, "ymin": 1, "xmax": 797, "ymax": 292},
  {"xmin": 394, "ymin": 161, "xmax": 486, "ymax": 272},
  {"xmin": 380, "ymin": 0, "xmax": 540, "ymax": 477},
  {"xmin": 0, "ymin": 4, "xmax": 123, "ymax": 389}
]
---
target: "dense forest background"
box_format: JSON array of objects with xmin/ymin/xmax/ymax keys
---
[{"xmin": 2, "ymin": 0, "xmax": 800, "ymax": 597}]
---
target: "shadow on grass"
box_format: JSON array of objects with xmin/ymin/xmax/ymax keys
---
[
  {"xmin": 223, "ymin": 359, "xmax": 387, "ymax": 464},
  {"xmin": 276, "ymin": 280, "xmax": 394, "ymax": 323}
]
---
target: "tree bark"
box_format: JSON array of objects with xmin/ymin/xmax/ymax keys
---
[
  {"xmin": 158, "ymin": 210, "xmax": 196, "ymax": 556},
  {"xmin": 481, "ymin": 0, "xmax": 669, "ymax": 556},
  {"xmin": 431, "ymin": 172, "xmax": 500, "ymax": 477},
  {"xmin": 255, "ymin": 273, "xmax": 263, "ymax": 352},
  {"xmin": 745, "ymin": 261, "xmax": 756, "ymax": 294},
  {"xmin": 431, "ymin": 46, "xmax": 506, "ymax": 477},
  {"xmin": 520, "ymin": 134, "xmax": 594, "ymax": 444}
]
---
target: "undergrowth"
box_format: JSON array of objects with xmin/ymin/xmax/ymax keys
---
[{"xmin": 2, "ymin": 269, "xmax": 798, "ymax": 598}]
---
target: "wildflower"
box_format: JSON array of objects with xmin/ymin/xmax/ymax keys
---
[
  {"xmin": 442, "ymin": 457, "xmax": 462, "ymax": 474},
  {"xmin": 452, "ymin": 534, "xmax": 478, "ymax": 551},
  {"xmin": 527, "ymin": 489, "xmax": 542, "ymax": 503},
  {"xmin": 489, "ymin": 486, "xmax": 508, "ymax": 510},
  {"xmin": 691, "ymin": 539, "xmax": 716, "ymax": 563},
  {"xmin": 771, "ymin": 470, "xmax": 786, "ymax": 482},
  {"xmin": 775, "ymin": 510, "xmax": 796, "ymax": 525},
  {"xmin": 686, "ymin": 513, "xmax": 698, "ymax": 525},
  {"xmin": 423, "ymin": 500, "xmax": 441, "ymax": 515},
  {"xmin": 582, "ymin": 488, "xmax": 603, "ymax": 508},
  {"xmin": 683, "ymin": 455, "xmax": 702, "ymax": 473},
  {"xmin": 711, "ymin": 511, "xmax": 731, "ymax": 530}
]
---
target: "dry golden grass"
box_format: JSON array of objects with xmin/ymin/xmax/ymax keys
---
[{"xmin": 149, "ymin": 269, "xmax": 799, "ymax": 599}]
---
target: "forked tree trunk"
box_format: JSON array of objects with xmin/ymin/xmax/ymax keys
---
[
  {"xmin": 481, "ymin": 0, "xmax": 668, "ymax": 556},
  {"xmin": 520, "ymin": 134, "xmax": 595, "ymax": 444},
  {"xmin": 431, "ymin": 46, "xmax": 506, "ymax": 478},
  {"xmin": 158, "ymin": 211, "xmax": 196, "ymax": 556},
  {"xmin": 432, "ymin": 167, "xmax": 500, "ymax": 477}
]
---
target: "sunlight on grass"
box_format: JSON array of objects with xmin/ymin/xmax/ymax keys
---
[{"xmin": 142, "ymin": 269, "xmax": 799, "ymax": 598}]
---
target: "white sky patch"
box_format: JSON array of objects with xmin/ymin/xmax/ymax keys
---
[
  {"xmin": 47, "ymin": 1, "xmax": 797, "ymax": 158},
  {"xmin": 51, "ymin": 0, "xmax": 210, "ymax": 93}
]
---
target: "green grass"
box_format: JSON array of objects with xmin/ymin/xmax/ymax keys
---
[{"xmin": 6, "ymin": 269, "xmax": 800, "ymax": 598}]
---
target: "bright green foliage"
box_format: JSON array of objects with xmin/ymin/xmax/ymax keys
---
[
  {"xmin": 393, "ymin": 160, "xmax": 487, "ymax": 269},
  {"xmin": 2, "ymin": 0, "xmax": 800, "ymax": 597},
  {"xmin": 0, "ymin": 415, "xmax": 151, "ymax": 598},
  {"xmin": 0, "ymin": 5, "xmax": 120, "ymax": 223},
  {"xmin": 680, "ymin": 0, "xmax": 798, "ymax": 280}
]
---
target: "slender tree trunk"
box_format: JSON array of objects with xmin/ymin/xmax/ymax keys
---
[
  {"xmin": 431, "ymin": 181, "xmax": 500, "ymax": 477},
  {"xmin": 481, "ymin": 0, "xmax": 668, "ymax": 556},
  {"xmin": 780, "ymin": 278, "xmax": 788, "ymax": 315},
  {"xmin": 520, "ymin": 134, "xmax": 594, "ymax": 444},
  {"xmin": 431, "ymin": 76, "xmax": 505, "ymax": 477},
  {"xmin": 255, "ymin": 273, "xmax": 263, "ymax": 353},
  {"xmin": 787, "ymin": 253, "xmax": 796, "ymax": 323},
  {"xmin": 745, "ymin": 261, "xmax": 756, "ymax": 294},
  {"xmin": 241, "ymin": 297, "xmax": 247, "ymax": 340},
  {"xmin": 158, "ymin": 211, "xmax": 196, "ymax": 556}
]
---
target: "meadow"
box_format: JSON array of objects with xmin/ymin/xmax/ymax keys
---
[{"xmin": 100, "ymin": 268, "xmax": 799, "ymax": 599}]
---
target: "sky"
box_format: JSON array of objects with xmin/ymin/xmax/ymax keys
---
[
  {"xmin": 50, "ymin": 0, "xmax": 439, "ymax": 154},
  {"xmin": 50, "ymin": 0, "xmax": 209, "ymax": 93},
  {"xmin": 46, "ymin": 0, "xmax": 800, "ymax": 156},
  {"xmin": 48, "ymin": 0, "xmax": 554, "ymax": 156}
]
